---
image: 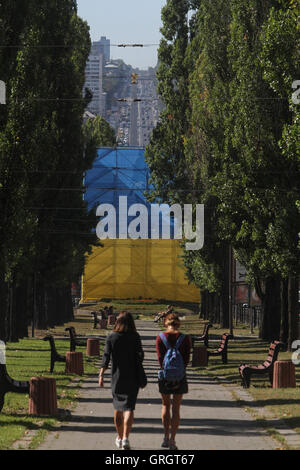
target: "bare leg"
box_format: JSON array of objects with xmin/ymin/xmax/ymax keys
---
[
  {"xmin": 123, "ymin": 410, "xmax": 134, "ymax": 439},
  {"xmin": 161, "ymin": 394, "xmax": 171, "ymax": 439},
  {"xmin": 114, "ymin": 410, "xmax": 124, "ymax": 439},
  {"xmin": 170, "ymin": 394, "xmax": 182, "ymax": 443}
]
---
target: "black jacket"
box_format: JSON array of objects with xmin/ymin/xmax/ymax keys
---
[{"xmin": 101, "ymin": 331, "xmax": 144, "ymax": 394}]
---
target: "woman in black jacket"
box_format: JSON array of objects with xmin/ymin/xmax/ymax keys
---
[{"xmin": 99, "ymin": 311, "xmax": 144, "ymax": 450}]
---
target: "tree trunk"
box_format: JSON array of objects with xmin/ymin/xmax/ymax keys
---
[
  {"xmin": 8, "ymin": 284, "xmax": 19, "ymax": 343},
  {"xmin": 15, "ymin": 281, "xmax": 29, "ymax": 340},
  {"xmin": 0, "ymin": 276, "xmax": 9, "ymax": 342},
  {"xmin": 259, "ymin": 276, "xmax": 281, "ymax": 341},
  {"xmin": 287, "ymin": 275, "xmax": 298, "ymax": 351},
  {"xmin": 208, "ymin": 292, "xmax": 215, "ymax": 323},
  {"xmin": 220, "ymin": 246, "xmax": 229, "ymax": 328},
  {"xmin": 200, "ymin": 290, "xmax": 208, "ymax": 320},
  {"xmin": 220, "ymin": 286, "xmax": 229, "ymax": 328},
  {"xmin": 35, "ymin": 278, "xmax": 48, "ymax": 330},
  {"xmin": 280, "ymin": 278, "xmax": 288, "ymax": 345}
]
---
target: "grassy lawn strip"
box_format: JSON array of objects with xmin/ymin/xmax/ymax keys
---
[
  {"xmin": 0, "ymin": 337, "xmax": 99, "ymax": 450},
  {"xmin": 180, "ymin": 318, "xmax": 300, "ymax": 438}
]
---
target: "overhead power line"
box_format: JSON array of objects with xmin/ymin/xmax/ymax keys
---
[
  {"xmin": 112, "ymin": 44, "xmax": 159, "ymax": 47},
  {"xmin": 117, "ymin": 98, "xmax": 142, "ymax": 102},
  {"xmin": 14, "ymin": 187, "xmax": 300, "ymax": 193},
  {"xmin": 0, "ymin": 43, "xmax": 159, "ymax": 49},
  {"xmin": 5, "ymin": 96, "xmax": 160, "ymax": 103}
]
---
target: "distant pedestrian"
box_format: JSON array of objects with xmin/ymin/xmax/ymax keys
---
[
  {"xmin": 154, "ymin": 305, "xmax": 174, "ymax": 324},
  {"xmin": 108, "ymin": 305, "xmax": 114, "ymax": 316},
  {"xmin": 98, "ymin": 309, "xmax": 105, "ymax": 320},
  {"xmin": 99, "ymin": 311, "xmax": 144, "ymax": 450},
  {"xmin": 102, "ymin": 306, "xmax": 109, "ymax": 319},
  {"xmin": 156, "ymin": 313, "xmax": 191, "ymax": 450}
]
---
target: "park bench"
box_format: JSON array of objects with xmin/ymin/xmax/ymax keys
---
[
  {"xmin": 191, "ymin": 322, "xmax": 212, "ymax": 349},
  {"xmin": 65, "ymin": 326, "xmax": 87, "ymax": 352},
  {"xmin": 239, "ymin": 340, "xmax": 284, "ymax": 388},
  {"xmin": 43, "ymin": 335, "xmax": 66, "ymax": 373},
  {"xmin": 91, "ymin": 311, "xmax": 102, "ymax": 329},
  {"xmin": 91, "ymin": 308, "xmax": 116, "ymax": 328},
  {"xmin": 0, "ymin": 363, "xmax": 29, "ymax": 412},
  {"xmin": 65, "ymin": 326, "xmax": 106, "ymax": 353},
  {"xmin": 207, "ymin": 333, "xmax": 233, "ymax": 364}
]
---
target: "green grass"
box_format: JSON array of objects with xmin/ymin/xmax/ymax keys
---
[
  {"xmin": 0, "ymin": 337, "xmax": 99, "ymax": 450},
  {"xmin": 180, "ymin": 315, "xmax": 260, "ymax": 337},
  {"xmin": 182, "ymin": 322, "xmax": 300, "ymax": 439}
]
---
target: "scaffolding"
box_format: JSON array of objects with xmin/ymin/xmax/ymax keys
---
[{"xmin": 81, "ymin": 147, "xmax": 200, "ymax": 303}]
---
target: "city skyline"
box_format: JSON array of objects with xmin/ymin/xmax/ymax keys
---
[{"xmin": 77, "ymin": 0, "xmax": 165, "ymax": 69}]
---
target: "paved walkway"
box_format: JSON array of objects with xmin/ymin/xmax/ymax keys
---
[{"xmin": 38, "ymin": 321, "xmax": 276, "ymax": 450}]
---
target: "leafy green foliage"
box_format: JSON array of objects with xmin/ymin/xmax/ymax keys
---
[
  {"xmin": 0, "ymin": 1, "xmax": 103, "ymax": 338},
  {"xmin": 83, "ymin": 115, "xmax": 116, "ymax": 148},
  {"xmin": 147, "ymin": 0, "xmax": 299, "ymax": 339}
]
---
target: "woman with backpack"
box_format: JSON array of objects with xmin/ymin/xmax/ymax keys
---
[
  {"xmin": 156, "ymin": 312, "xmax": 191, "ymax": 450},
  {"xmin": 99, "ymin": 311, "xmax": 145, "ymax": 450}
]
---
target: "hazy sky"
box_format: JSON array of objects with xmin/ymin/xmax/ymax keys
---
[{"xmin": 77, "ymin": 0, "xmax": 166, "ymax": 69}]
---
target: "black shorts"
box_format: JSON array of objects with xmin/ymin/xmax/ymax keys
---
[{"xmin": 158, "ymin": 376, "xmax": 188, "ymax": 395}]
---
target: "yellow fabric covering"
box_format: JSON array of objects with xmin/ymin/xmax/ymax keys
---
[{"xmin": 81, "ymin": 239, "xmax": 200, "ymax": 302}]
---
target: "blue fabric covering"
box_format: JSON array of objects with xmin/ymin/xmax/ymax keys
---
[{"xmin": 84, "ymin": 147, "xmax": 175, "ymax": 238}]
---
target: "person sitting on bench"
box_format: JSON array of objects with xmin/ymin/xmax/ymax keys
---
[{"xmin": 154, "ymin": 305, "xmax": 174, "ymax": 324}]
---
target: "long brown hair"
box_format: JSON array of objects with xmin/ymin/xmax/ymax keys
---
[
  {"xmin": 164, "ymin": 312, "xmax": 180, "ymax": 330},
  {"xmin": 114, "ymin": 311, "xmax": 137, "ymax": 333}
]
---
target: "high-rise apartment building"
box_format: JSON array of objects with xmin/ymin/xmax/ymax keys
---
[
  {"xmin": 84, "ymin": 53, "xmax": 105, "ymax": 117},
  {"xmin": 91, "ymin": 36, "xmax": 110, "ymax": 62}
]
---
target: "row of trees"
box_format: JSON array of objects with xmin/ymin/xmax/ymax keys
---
[
  {"xmin": 146, "ymin": 0, "xmax": 299, "ymax": 347},
  {"xmin": 0, "ymin": 1, "xmax": 115, "ymax": 341}
]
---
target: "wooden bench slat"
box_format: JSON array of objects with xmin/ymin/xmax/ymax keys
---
[
  {"xmin": 239, "ymin": 341, "xmax": 284, "ymax": 388},
  {"xmin": 207, "ymin": 333, "xmax": 233, "ymax": 364}
]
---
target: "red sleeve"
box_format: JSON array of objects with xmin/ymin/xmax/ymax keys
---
[{"xmin": 156, "ymin": 335, "xmax": 166, "ymax": 368}]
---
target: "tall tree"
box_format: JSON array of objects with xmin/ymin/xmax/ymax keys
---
[
  {"xmin": 182, "ymin": 0, "xmax": 233, "ymax": 326},
  {"xmin": 0, "ymin": 0, "xmax": 100, "ymax": 339},
  {"xmin": 214, "ymin": 0, "xmax": 299, "ymax": 342},
  {"xmin": 146, "ymin": 0, "xmax": 191, "ymax": 204},
  {"xmin": 260, "ymin": 0, "xmax": 300, "ymax": 347},
  {"xmin": 83, "ymin": 115, "xmax": 116, "ymax": 148}
]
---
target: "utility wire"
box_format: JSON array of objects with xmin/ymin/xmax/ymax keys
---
[
  {"xmin": 14, "ymin": 187, "xmax": 300, "ymax": 192},
  {"xmin": 6, "ymin": 97, "xmax": 160, "ymax": 102},
  {"xmin": 7, "ymin": 169, "xmax": 299, "ymax": 175},
  {"xmin": 0, "ymin": 43, "xmax": 159, "ymax": 48}
]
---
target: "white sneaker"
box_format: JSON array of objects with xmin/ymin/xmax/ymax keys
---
[
  {"xmin": 115, "ymin": 437, "xmax": 122, "ymax": 449},
  {"xmin": 122, "ymin": 438, "xmax": 130, "ymax": 450}
]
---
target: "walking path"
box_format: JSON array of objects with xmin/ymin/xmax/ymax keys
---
[{"xmin": 38, "ymin": 321, "xmax": 276, "ymax": 450}]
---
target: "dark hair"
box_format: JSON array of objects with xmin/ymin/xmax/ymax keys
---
[
  {"xmin": 164, "ymin": 313, "xmax": 180, "ymax": 329},
  {"xmin": 114, "ymin": 311, "xmax": 137, "ymax": 333}
]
